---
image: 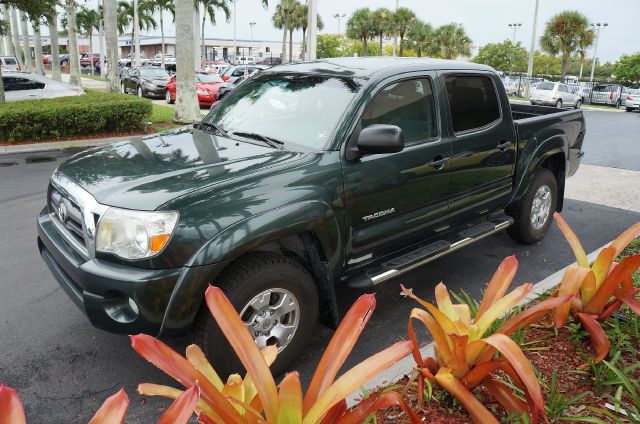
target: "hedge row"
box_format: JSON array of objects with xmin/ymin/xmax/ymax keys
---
[{"xmin": 0, "ymin": 92, "xmax": 153, "ymax": 142}]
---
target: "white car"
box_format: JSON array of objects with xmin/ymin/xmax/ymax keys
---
[
  {"xmin": 0, "ymin": 56, "xmax": 20, "ymax": 72},
  {"xmin": 2, "ymin": 72, "xmax": 84, "ymax": 101},
  {"xmin": 530, "ymin": 81, "xmax": 582, "ymax": 109},
  {"xmin": 624, "ymin": 89, "xmax": 640, "ymax": 112}
]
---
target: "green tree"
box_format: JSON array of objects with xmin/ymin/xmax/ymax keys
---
[
  {"xmin": 76, "ymin": 6, "xmax": 101, "ymax": 74},
  {"xmin": 317, "ymin": 33, "xmax": 341, "ymax": 58},
  {"xmin": 405, "ymin": 19, "xmax": 433, "ymax": 57},
  {"xmin": 613, "ymin": 53, "xmax": 640, "ymax": 85},
  {"xmin": 345, "ymin": 7, "xmax": 372, "ymax": 56},
  {"xmin": 540, "ymin": 10, "xmax": 594, "ymax": 82},
  {"xmin": 533, "ymin": 51, "xmax": 562, "ymax": 75},
  {"xmin": 473, "ymin": 40, "xmax": 527, "ymax": 72},
  {"xmin": 432, "ymin": 23, "xmax": 471, "ymax": 59},
  {"xmin": 199, "ymin": 0, "xmax": 231, "ymax": 62},
  {"xmin": 371, "ymin": 7, "xmax": 391, "ymax": 56},
  {"xmin": 296, "ymin": 3, "xmax": 323, "ymax": 59},
  {"xmin": 272, "ymin": 0, "xmax": 298, "ymax": 63},
  {"xmin": 117, "ymin": 0, "xmax": 157, "ymax": 39},
  {"xmin": 151, "ymin": 0, "xmax": 175, "ymax": 69},
  {"xmin": 392, "ymin": 7, "xmax": 415, "ymax": 57}
]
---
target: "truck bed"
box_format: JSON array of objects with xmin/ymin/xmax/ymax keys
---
[{"xmin": 509, "ymin": 102, "xmax": 577, "ymax": 121}]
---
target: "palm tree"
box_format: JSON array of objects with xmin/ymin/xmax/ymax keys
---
[
  {"xmin": 9, "ymin": 7, "xmax": 24, "ymax": 68},
  {"xmin": 199, "ymin": 0, "xmax": 231, "ymax": 62},
  {"xmin": 103, "ymin": 0, "xmax": 120, "ymax": 91},
  {"xmin": 432, "ymin": 23, "xmax": 471, "ymax": 59},
  {"xmin": 30, "ymin": 16, "xmax": 45, "ymax": 75},
  {"xmin": 45, "ymin": 9, "xmax": 62, "ymax": 82},
  {"xmin": 406, "ymin": 19, "xmax": 433, "ymax": 57},
  {"xmin": 65, "ymin": 0, "xmax": 81, "ymax": 86},
  {"xmin": 150, "ymin": 0, "xmax": 174, "ymax": 69},
  {"xmin": 174, "ymin": 0, "xmax": 201, "ymax": 122},
  {"xmin": 393, "ymin": 7, "xmax": 415, "ymax": 57},
  {"xmin": 18, "ymin": 9, "xmax": 32, "ymax": 72},
  {"xmin": 346, "ymin": 8, "xmax": 372, "ymax": 57},
  {"xmin": 540, "ymin": 11, "xmax": 594, "ymax": 82},
  {"xmin": 1, "ymin": 5, "xmax": 19, "ymax": 63},
  {"xmin": 117, "ymin": 0, "xmax": 157, "ymax": 53},
  {"xmin": 272, "ymin": 0, "xmax": 298, "ymax": 63},
  {"xmin": 297, "ymin": 3, "xmax": 323, "ymax": 59},
  {"xmin": 371, "ymin": 8, "xmax": 391, "ymax": 56},
  {"xmin": 76, "ymin": 6, "xmax": 101, "ymax": 74}
]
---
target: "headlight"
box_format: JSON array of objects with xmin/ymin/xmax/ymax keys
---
[
  {"xmin": 143, "ymin": 80, "xmax": 155, "ymax": 88},
  {"xmin": 96, "ymin": 207, "xmax": 179, "ymax": 260}
]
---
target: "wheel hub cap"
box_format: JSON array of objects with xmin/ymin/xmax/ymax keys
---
[
  {"xmin": 530, "ymin": 185, "xmax": 552, "ymax": 230},
  {"xmin": 240, "ymin": 288, "xmax": 300, "ymax": 352}
]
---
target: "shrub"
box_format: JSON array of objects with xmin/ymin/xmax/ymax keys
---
[{"xmin": 0, "ymin": 92, "xmax": 152, "ymax": 142}]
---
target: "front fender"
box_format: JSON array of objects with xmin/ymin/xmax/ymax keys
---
[{"xmin": 187, "ymin": 200, "xmax": 342, "ymax": 268}]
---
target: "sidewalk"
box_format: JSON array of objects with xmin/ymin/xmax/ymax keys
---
[
  {"xmin": 46, "ymin": 72, "xmax": 108, "ymax": 91},
  {"xmin": 0, "ymin": 135, "xmax": 136, "ymax": 155}
]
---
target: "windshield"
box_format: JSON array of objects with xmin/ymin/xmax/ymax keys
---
[
  {"xmin": 203, "ymin": 74, "xmax": 361, "ymax": 150},
  {"xmin": 536, "ymin": 82, "xmax": 555, "ymax": 90},
  {"xmin": 140, "ymin": 68, "xmax": 170, "ymax": 78},
  {"xmin": 196, "ymin": 73, "xmax": 224, "ymax": 83}
]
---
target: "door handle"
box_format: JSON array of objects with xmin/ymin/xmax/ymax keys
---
[
  {"xmin": 497, "ymin": 141, "xmax": 512, "ymax": 151},
  {"xmin": 428, "ymin": 156, "xmax": 450, "ymax": 169}
]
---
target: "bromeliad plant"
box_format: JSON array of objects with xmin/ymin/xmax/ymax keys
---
[
  {"xmin": 132, "ymin": 287, "xmax": 420, "ymax": 424},
  {"xmin": 401, "ymin": 256, "xmax": 574, "ymax": 424},
  {"xmin": 552, "ymin": 213, "xmax": 640, "ymax": 362}
]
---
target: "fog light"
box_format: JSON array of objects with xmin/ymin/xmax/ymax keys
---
[{"xmin": 103, "ymin": 293, "xmax": 139, "ymax": 323}]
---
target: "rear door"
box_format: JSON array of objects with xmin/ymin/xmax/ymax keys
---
[
  {"xmin": 342, "ymin": 73, "xmax": 452, "ymax": 263},
  {"xmin": 440, "ymin": 72, "xmax": 517, "ymax": 227}
]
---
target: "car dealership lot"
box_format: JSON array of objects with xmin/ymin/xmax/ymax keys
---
[{"xmin": 0, "ymin": 109, "xmax": 638, "ymax": 423}]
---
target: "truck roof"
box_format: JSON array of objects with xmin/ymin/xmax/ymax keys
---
[{"xmin": 269, "ymin": 57, "xmax": 496, "ymax": 78}]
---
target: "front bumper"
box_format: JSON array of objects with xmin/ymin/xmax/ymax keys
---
[
  {"xmin": 37, "ymin": 207, "xmax": 184, "ymax": 336},
  {"xmin": 144, "ymin": 86, "xmax": 167, "ymax": 97},
  {"xmin": 625, "ymin": 100, "xmax": 639, "ymax": 110},
  {"xmin": 530, "ymin": 99, "xmax": 557, "ymax": 106}
]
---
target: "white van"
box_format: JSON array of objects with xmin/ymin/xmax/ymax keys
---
[{"xmin": 0, "ymin": 56, "xmax": 21, "ymax": 72}]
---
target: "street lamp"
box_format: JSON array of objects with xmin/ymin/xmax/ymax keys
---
[
  {"xmin": 508, "ymin": 23, "xmax": 522, "ymax": 42},
  {"xmin": 249, "ymin": 22, "xmax": 256, "ymax": 57},
  {"xmin": 589, "ymin": 22, "xmax": 608, "ymax": 83},
  {"xmin": 333, "ymin": 13, "xmax": 345, "ymax": 34}
]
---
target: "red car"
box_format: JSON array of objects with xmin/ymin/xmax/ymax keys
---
[{"xmin": 165, "ymin": 72, "xmax": 225, "ymax": 107}]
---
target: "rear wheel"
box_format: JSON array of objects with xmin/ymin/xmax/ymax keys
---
[
  {"xmin": 121, "ymin": 83, "xmax": 126, "ymax": 94},
  {"xmin": 165, "ymin": 90, "xmax": 174, "ymax": 104},
  {"xmin": 574, "ymin": 100, "xmax": 581, "ymax": 109},
  {"xmin": 556, "ymin": 99, "xmax": 563, "ymax": 108},
  {"xmin": 507, "ymin": 168, "xmax": 557, "ymax": 244},
  {"xmin": 626, "ymin": 107, "xmax": 633, "ymax": 112},
  {"xmin": 192, "ymin": 252, "xmax": 319, "ymax": 377},
  {"xmin": 137, "ymin": 86, "xmax": 144, "ymax": 98}
]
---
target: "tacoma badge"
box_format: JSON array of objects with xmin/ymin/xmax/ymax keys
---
[{"xmin": 362, "ymin": 208, "xmax": 395, "ymax": 222}]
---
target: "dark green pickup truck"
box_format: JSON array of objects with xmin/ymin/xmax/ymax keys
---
[{"xmin": 38, "ymin": 58, "xmax": 585, "ymax": 374}]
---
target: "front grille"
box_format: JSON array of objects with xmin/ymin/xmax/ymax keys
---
[{"xmin": 47, "ymin": 184, "xmax": 99, "ymax": 254}]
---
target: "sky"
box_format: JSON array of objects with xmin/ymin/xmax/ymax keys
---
[{"xmin": 80, "ymin": 0, "xmax": 639, "ymax": 62}]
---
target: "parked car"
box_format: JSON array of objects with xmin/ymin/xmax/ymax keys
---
[
  {"xmin": 80, "ymin": 54, "xmax": 103, "ymax": 72},
  {"xmin": 220, "ymin": 64, "xmax": 268, "ymax": 83},
  {"xmin": 590, "ymin": 83, "xmax": 625, "ymax": 107},
  {"xmin": 37, "ymin": 58, "xmax": 586, "ymax": 376},
  {"xmin": 59, "ymin": 54, "xmax": 70, "ymax": 66},
  {"xmin": 203, "ymin": 63, "xmax": 230, "ymax": 74},
  {"xmin": 256, "ymin": 56, "xmax": 281, "ymax": 66},
  {"xmin": 2, "ymin": 72, "xmax": 84, "ymax": 101},
  {"xmin": 214, "ymin": 68, "xmax": 262, "ymax": 102},
  {"xmin": 624, "ymin": 88, "xmax": 640, "ymax": 112},
  {"xmin": 0, "ymin": 56, "xmax": 20, "ymax": 72},
  {"xmin": 121, "ymin": 67, "xmax": 171, "ymax": 97},
  {"xmin": 530, "ymin": 81, "xmax": 582, "ymax": 108},
  {"xmin": 165, "ymin": 72, "xmax": 225, "ymax": 106}
]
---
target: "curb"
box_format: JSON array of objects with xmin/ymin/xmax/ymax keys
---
[
  {"xmin": 346, "ymin": 242, "xmax": 608, "ymax": 406},
  {"xmin": 0, "ymin": 135, "xmax": 138, "ymax": 155}
]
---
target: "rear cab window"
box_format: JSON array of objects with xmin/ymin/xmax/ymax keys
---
[
  {"xmin": 362, "ymin": 78, "xmax": 438, "ymax": 143},
  {"xmin": 444, "ymin": 75, "xmax": 501, "ymax": 133}
]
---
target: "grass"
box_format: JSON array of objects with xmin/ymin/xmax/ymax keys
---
[
  {"xmin": 81, "ymin": 74, "xmax": 106, "ymax": 82},
  {"xmin": 149, "ymin": 103, "xmax": 175, "ymax": 123}
]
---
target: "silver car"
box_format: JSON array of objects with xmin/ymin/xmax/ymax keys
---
[
  {"xmin": 0, "ymin": 56, "xmax": 20, "ymax": 72},
  {"xmin": 624, "ymin": 89, "xmax": 640, "ymax": 112},
  {"xmin": 530, "ymin": 81, "xmax": 582, "ymax": 108},
  {"xmin": 2, "ymin": 72, "xmax": 85, "ymax": 102}
]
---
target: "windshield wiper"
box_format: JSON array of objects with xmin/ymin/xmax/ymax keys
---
[
  {"xmin": 231, "ymin": 131, "xmax": 285, "ymax": 149},
  {"xmin": 198, "ymin": 121, "xmax": 228, "ymax": 136}
]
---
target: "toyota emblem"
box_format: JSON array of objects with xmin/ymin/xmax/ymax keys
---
[{"xmin": 57, "ymin": 202, "xmax": 68, "ymax": 223}]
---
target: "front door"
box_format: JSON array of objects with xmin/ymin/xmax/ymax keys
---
[
  {"xmin": 440, "ymin": 72, "xmax": 517, "ymax": 227},
  {"xmin": 341, "ymin": 74, "xmax": 452, "ymax": 265}
]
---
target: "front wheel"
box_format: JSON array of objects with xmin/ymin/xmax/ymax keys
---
[
  {"xmin": 507, "ymin": 168, "xmax": 558, "ymax": 244},
  {"xmin": 137, "ymin": 86, "xmax": 144, "ymax": 98},
  {"xmin": 626, "ymin": 107, "xmax": 634, "ymax": 112},
  {"xmin": 121, "ymin": 83, "xmax": 126, "ymax": 94},
  {"xmin": 192, "ymin": 252, "xmax": 319, "ymax": 377},
  {"xmin": 165, "ymin": 90, "xmax": 174, "ymax": 104},
  {"xmin": 574, "ymin": 100, "xmax": 581, "ymax": 109},
  {"xmin": 556, "ymin": 99, "xmax": 563, "ymax": 108}
]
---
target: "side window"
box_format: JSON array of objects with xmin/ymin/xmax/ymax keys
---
[
  {"xmin": 444, "ymin": 75, "xmax": 501, "ymax": 133},
  {"xmin": 362, "ymin": 78, "xmax": 437, "ymax": 143},
  {"xmin": 558, "ymin": 85, "xmax": 566, "ymax": 93},
  {"xmin": 232, "ymin": 68, "xmax": 245, "ymax": 77},
  {"xmin": 3, "ymin": 77, "xmax": 41, "ymax": 91}
]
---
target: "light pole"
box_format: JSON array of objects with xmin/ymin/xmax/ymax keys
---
[
  {"xmin": 306, "ymin": 0, "xmax": 317, "ymax": 60},
  {"xmin": 133, "ymin": 0, "xmax": 140, "ymax": 67},
  {"xmin": 333, "ymin": 13, "xmax": 345, "ymax": 34},
  {"xmin": 249, "ymin": 22, "xmax": 255, "ymax": 57},
  {"xmin": 392, "ymin": 0, "xmax": 399, "ymax": 57},
  {"xmin": 508, "ymin": 23, "xmax": 522, "ymax": 42},
  {"xmin": 232, "ymin": 0, "xmax": 237, "ymax": 64},
  {"xmin": 526, "ymin": 0, "xmax": 540, "ymax": 78},
  {"xmin": 589, "ymin": 22, "xmax": 608, "ymax": 83}
]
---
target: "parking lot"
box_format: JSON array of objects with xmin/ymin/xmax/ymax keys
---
[{"xmin": 0, "ymin": 108, "xmax": 639, "ymax": 422}]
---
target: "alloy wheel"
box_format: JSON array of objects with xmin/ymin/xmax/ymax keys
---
[{"xmin": 530, "ymin": 185, "xmax": 552, "ymax": 230}]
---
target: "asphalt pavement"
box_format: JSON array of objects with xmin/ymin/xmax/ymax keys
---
[{"xmin": 0, "ymin": 109, "xmax": 639, "ymax": 423}]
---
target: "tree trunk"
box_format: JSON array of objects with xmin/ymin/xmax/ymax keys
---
[
  {"xmin": 89, "ymin": 31, "xmax": 94, "ymax": 75},
  {"xmin": 133, "ymin": 0, "xmax": 140, "ymax": 66},
  {"xmin": 281, "ymin": 15, "xmax": 287, "ymax": 63},
  {"xmin": 579, "ymin": 59, "xmax": 584, "ymax": 80},
  {"xmin": 160, "ymin": 11, "xmax": 165, "ymax": 69},
  {"xmin": 398, "ymin": 34, "xmax": 404, "ymax": 57},
  {"xmin": 379, "ymin": 33, "xmax": 383, "ymax": 55},
  {"xmin": 103, "ymin": 0, "xmax": 120, "ymax": 92},
  {"xmin": 175, "ymin": 0, "xmax": 201, "ymax": 122},
  {"xmin": 362, "ymin": 37, "xmax": 368, "ymax": 57},
  {"xmin": 561, "ymin": 52, "xmax": 569, "ymax": 83},
  {"xmin": 300, "ymin": 27, "xmax": 306, "ymax": 60},
  {"xmin": 99, "ymin": 16, "xmax": 105, "ymax": 77},
  {"xmin": 19, "ymin": 10, "xmax": 31, "ymax": 72},
  {"xmin": 0, "ymin": 66, "xmax": 5, "ymax": 104},
  {"xmin": 48, "ymin": 11, "xmax": 62, "ymax": 82},
  {"xmin": 9, "ymin": 7, "xmax": 23, "ymax": 68},
  {"xmin": 193, "ymin": 7, "xmax": 201, "ymax": 70},
  {"xmin": 66, "ymin": 0, "xmax": 82, "ymax": 86},
  {"xmin": 288, "ymin": 28, "xmax": 293, "ymax": 62},
  {"xmin": 1, "ymin": 5, "xmax": 17, "ymax": 61},
  {"xmin": 33, "ymin": 22, "xmax": 45, "ymax": 75}
]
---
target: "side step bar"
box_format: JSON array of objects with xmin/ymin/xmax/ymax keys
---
[{"xmin": 344, "ymin": 216, "xmax": 513, "ymax": 289}]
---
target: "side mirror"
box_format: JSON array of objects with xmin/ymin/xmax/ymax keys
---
[{"xmin": 357, "ymin": 124, "xmax": 405, "ymax": 154}]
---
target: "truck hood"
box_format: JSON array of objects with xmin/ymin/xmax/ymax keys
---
[{"xmin": 54, "ymin": 127, "xmax": 303, "ymax": 210}]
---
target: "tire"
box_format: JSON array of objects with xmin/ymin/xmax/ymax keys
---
[
  {"xmin": 507, "ymin": 168, "xmax": 557, "ymax": 244},
  {"xmin": 574, "ymin": 100, "xmax": 581, "ymax": 109},
  {"xmin": 556, "ymin": 99, "xmax": 563, "ymax": 108},
  {"xmin": 626, "ymin": 107, "xmax": 633, "ymax": 112},
  {"xmin": 165, "ymin": 90, "xmax": 174, "ymax": 104},
  {"xmin": 192, "ymin": 252, "xmax": 319, "ymax": 377},
  {"xmin": 137, "ymin": 86, "xmax": 144, "ymax": 98},
  {"xmin": 121, "ymin": 83, "xmax": 126, "ymax": 94}
]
